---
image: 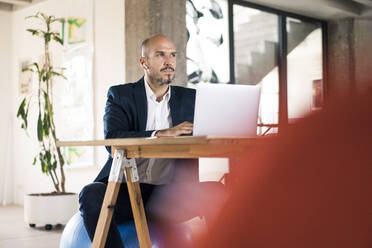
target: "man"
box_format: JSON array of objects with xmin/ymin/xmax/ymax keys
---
[{"xmin": 79, "ymin": 34, "xmax": 225, "ymax": 248}]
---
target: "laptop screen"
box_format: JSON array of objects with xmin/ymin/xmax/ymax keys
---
[{"xmin": 193, "ymin": 83, "xmax": 261, "ymax": 137}]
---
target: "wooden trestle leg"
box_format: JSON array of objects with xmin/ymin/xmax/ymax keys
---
[{"xmin": 92, "ymin": 148, "xmax": 152, "ymax": 248}]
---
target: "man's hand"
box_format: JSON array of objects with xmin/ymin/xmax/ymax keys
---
[{"xmin": 155, "ymin": 121, "xmax": 193, "ymax": 137}]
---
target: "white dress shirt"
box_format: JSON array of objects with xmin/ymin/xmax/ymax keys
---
[{"xmin": 136, "ymin": 79, "xmax": 175, "ymax": 185}]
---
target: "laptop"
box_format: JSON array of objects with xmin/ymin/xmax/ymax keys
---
[{"xmin": 193, "ymin": 83, "xmax": 261, "ymax": 137}]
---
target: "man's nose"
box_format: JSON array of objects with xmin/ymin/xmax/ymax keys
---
[{"xmin": 164, "ymin": 55, "xmax": 175, "ymax": 66}]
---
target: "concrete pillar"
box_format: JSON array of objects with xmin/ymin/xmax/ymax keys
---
[
  {"xmin": 125, "ymin": 0, "xmax": 187, "ymax": 86},
  {"xmin": 327, "ymin": 18, "xmax": 372, "ymax": 98},
  {"xmin": 354, "ymin": 19, "xmax": 372, "ymax": 93},
  {"xmin": 327, "ymin": 18, "xmax": 355, "ymax": 98}
]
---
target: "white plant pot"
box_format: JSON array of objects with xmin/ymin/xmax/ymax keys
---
[{"xmin": 24, "ymin": 193, "xmax": 79, "ymax": 228}]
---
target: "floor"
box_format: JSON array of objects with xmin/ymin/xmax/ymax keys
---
[
  {"xmin": 0, "ymin": 205, "xmax": 206, "ymax": 248},
  {"xmin": 0, "ymin": 205, "xmax": 63, "ymax": 248}
]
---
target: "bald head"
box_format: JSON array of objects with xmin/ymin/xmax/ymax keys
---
[
  {"xmin": 139, "ymin": 34, "xmax": 177, "ymax": 87},
  {"xmin": 141, "ymin": 34, "xmax": 175, "ymax": 57}
]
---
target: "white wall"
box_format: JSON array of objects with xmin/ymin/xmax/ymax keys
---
[
  {"xmin": 66, "ymin": 0, "xmax": 125, "ymax": 199},
  {"xmin": 0, "ymin": 10, "xmax": 13, "ymax": 205},
  {"xmin": 9, "ymin": 0, "xmax": 125, "ymax": 205}
]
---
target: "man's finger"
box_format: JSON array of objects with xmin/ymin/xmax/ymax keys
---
[
  {"xmin": 179, "ymin": 121, "xmax": 193, "ymax": 127},
  {"xmin": 174, "ymin": 125, "xmax": 193, "ymax": 131},
  {"xmin": 179, "ymin": 126, "xmax": 193, "ymax": 132},
  {"xmin": 178, "ymin": 124, "xmax": 193, "ymax": 130},
  {"xmin": 176, "ymin": 129, "xmax": 192, "ymax": 135}
]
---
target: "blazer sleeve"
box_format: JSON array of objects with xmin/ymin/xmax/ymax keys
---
[{"xmin": 104, "ymin": 86, "xmax": 153, "ymax": 153}]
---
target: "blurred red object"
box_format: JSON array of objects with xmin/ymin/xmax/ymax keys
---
[{"xmin": 198, "ymin": 93, "xmax": 372, "ymax": 248}]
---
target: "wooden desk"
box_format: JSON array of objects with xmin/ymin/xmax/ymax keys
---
[{"xmin": 57, "ymin": 136, "xmax": 264, "ymax": 248}]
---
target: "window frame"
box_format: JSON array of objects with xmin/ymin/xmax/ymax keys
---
[{"xmin": 228, "ymin": 0, "xmax": 328, "ymax": 131}]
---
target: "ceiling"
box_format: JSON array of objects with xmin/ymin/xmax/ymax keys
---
[
  {"xmin": 0, "ymin": 0, "xmax": 45, "ymax": 11},
  {"xmin": 241, "ymin": 0, "xmax": 372, "ymax": 20},
  {"xmin": 1, "ymin": 0, "xmax": 372, "ymax": 20}
]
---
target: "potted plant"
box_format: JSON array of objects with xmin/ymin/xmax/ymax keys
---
[{"xmin": 17, "ymin": 12, "xmax": 78, "ymax": 230}]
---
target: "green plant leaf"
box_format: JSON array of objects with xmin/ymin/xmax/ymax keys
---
[
  {"xmin": 43, "ymin": 162, "xmax": 48, "ymax": 175},
  {"xmin": 40, "ymin": 159, "xmax": 47, "ymax": 173},
  {"xmin": 52, "ymin": 35, "xmax": 64, "ymax": 45},
  {"xmin": 43, "ymin": 91, "xmax": 49, "ymax": 112},
  {"xmin": 17, "ymin": 98, "xmax": 29, "ymax": 130},
  {"xmin": 40, "ymin": 13, "xmax": 48, "ymax": 22},
  {"xmin": 24, "ymin": 98, "xmax": 31, "ymax": 128},
  {"xmin": 52, "ymin": 160, "xmax": 57, "ymax": 170},
  {"xmin": 21, "ymin": 67, "xmax": 34, "ymax": 73},
  {"xmin": 45, "ymin": 151, "xmax": 52, "ymax": 174},
  {"xmin": 26, "ymin": 29, "xmax": 40, "ymax": 36},
  {"xmin": 51, "ymin": 71, "xmax": 67, "ymax": 80},
  {"xmin": 52, "ymin": 17, "xmax": 65, "ymax": 24},
  {"xmin": 59, "ymin": 153, "xmax": 65, "ymax": 166},
  {"xmin": 43, "ymin": 112, "xmax": 50, "ymax": 136},
  {"xmin": 44, "ymin": 33, "xmax": 51, "ymax": 43},
  {"xmin": 40, "ymin": 68, "xmax": 46, "ymax": 81},
  {"xmin": 37, "ymin": 113, "xmax": 43, "ymax": 142},
  {"xmin": 25, "ymin": 13, "xmax": 41, "ymax": 20},
  {"xmin": 26, "ymin": 62, "xmax": 40, "ymax": 74},
  {"xmin": 16, "ymin": 98, "xmax": 26, "ymax": 118},
  {"xmin": 32, "ymin": 156, "xmax": 37, "ymax": 165},
  {"xmin": 45, "ymin": 150, "xmax": 51, "ymax": 163}
]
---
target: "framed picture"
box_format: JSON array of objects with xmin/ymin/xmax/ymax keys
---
[
  {"xmin": 18, "ymin": 59, "xmax": 33, "ymax": 95},
  {"xmin": 312, "ymin": 79, "xmax": 323, "ymax": 110}
]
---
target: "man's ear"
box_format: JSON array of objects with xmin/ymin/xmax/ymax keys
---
[{"xmin": 140, "ymin": 57, "xmax": 148, "ymax": 70}]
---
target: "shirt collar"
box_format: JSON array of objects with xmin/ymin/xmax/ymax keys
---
[{"xmin": 144, "ymin": 77, "xmax": 171, "ymax": 103}]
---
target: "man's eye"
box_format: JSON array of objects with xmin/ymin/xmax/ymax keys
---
[{"xmin": 171, "ymin": 53, "xmax": 176, "ymax": 57}]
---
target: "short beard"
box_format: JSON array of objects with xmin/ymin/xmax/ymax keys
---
[{"xmin": 150, "ymin": 73, "xmax": 175, "ymax": 86}]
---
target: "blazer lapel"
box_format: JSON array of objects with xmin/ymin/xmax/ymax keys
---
[
  {"xmin": 170, "ymin": 86, "xmax": 182, "ymax": 126},
  {"xmin": 134, "ymin": 77, "xmax": 148, "ymax": 131}
]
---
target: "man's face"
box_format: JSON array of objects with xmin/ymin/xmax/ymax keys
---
[{"xmin": 141, "ymin": 37, "xmax": 177, "ymax": 86}]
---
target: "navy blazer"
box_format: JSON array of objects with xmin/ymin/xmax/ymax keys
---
[{"xmin": 95, "ymin": 77, "xmax": 196, "ymax": 183}]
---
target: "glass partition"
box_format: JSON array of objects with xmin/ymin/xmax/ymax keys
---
[
  {"xmin": 287, "ymin": 18, "xmax": 323, "ymax": 122},
  {"xmin": 233, "ymin": 5, "xmax": 279, "ymax": 134}
]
